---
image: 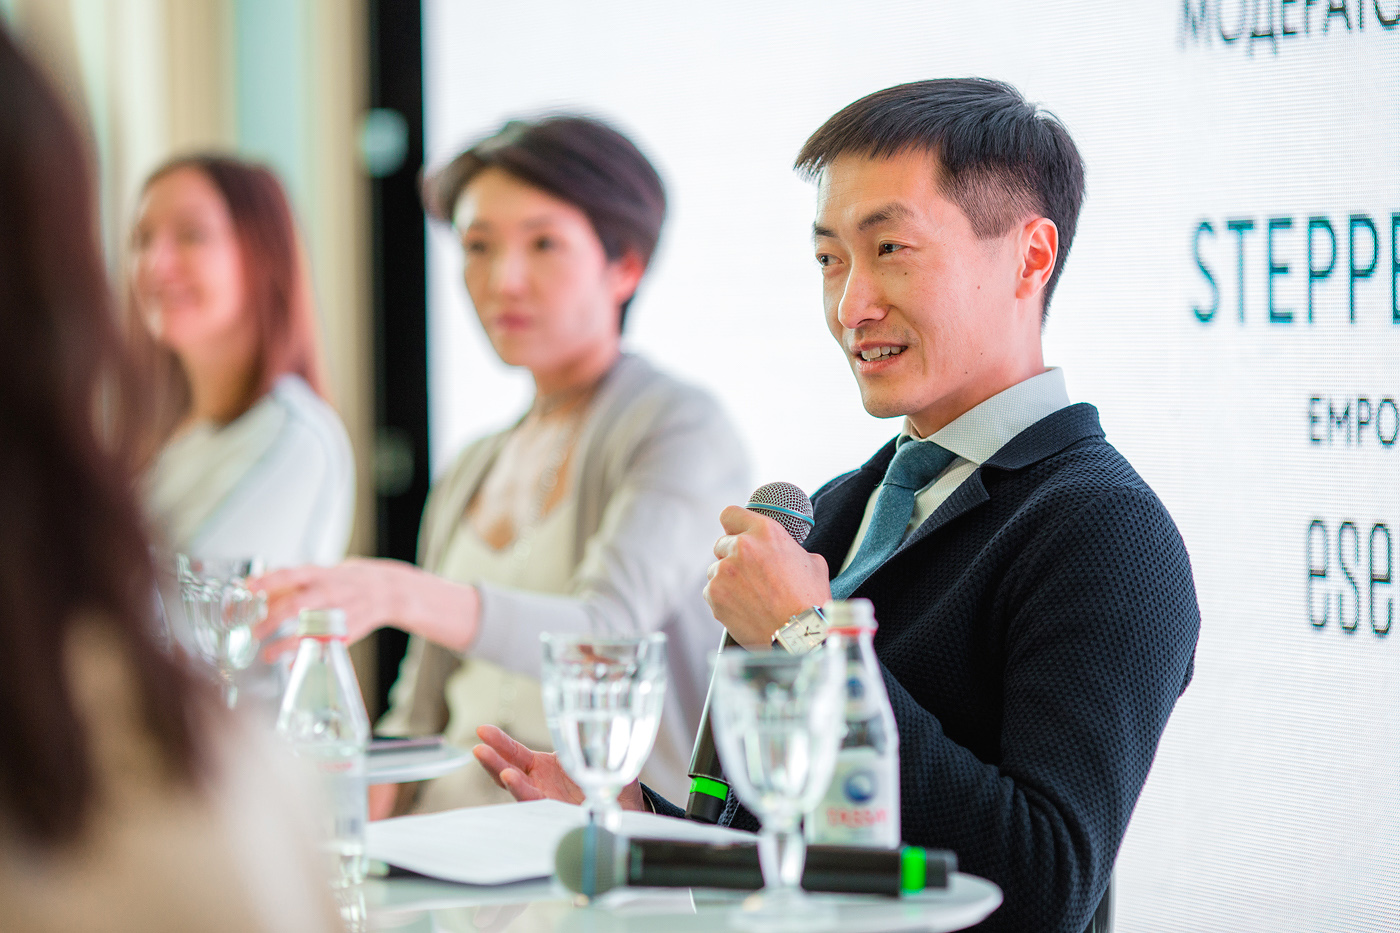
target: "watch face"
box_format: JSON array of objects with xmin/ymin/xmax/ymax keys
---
[{"xmin": 776, "ymin": 610, "xmax": 828, "ymax": 654}]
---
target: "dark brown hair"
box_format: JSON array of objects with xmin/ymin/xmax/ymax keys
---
[
  {"xmin": 796, "ymin": 78, "xmax": 1086, "ymax": 318},
  {"xmin": 128, "ymin": 154, "xmax": 329, "ymax": 454},
  {"xmin": 422, "ymin": 115, "xmax": 667, "ymax": 329},
  {"xmin": 0, "ymin": 25, "xmax": 206, "ymax": 845}
]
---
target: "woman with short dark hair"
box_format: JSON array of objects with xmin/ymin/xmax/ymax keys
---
[
  {"xmin": 257, "ymin": 116, "xmax": 749, "ymax": 814},
  {"xmin": 0, "ymin": 25, "xmax": 339, "ymax": 932}
]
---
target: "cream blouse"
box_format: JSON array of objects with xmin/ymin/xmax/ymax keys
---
[{"xmin": 412, "ymin": 501, "xmax": 577, "ymax": 813}]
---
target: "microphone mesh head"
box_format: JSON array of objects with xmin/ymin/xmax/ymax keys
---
[
  {"xmin": 746, "ymin": 481, "xmax": 814, "ymax": 544},
  {"xmin": 555, "ymin": 824, "xmax": 621, "ymax": 896}
]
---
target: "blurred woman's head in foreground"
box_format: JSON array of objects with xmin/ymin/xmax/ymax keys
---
[{"xmin": 0, "ymin": 24, "xmax": 205, "ymax": 848}]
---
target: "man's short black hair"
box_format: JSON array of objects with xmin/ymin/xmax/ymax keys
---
[
  {"xmin": 424, "ymin": 115, "xmax": 666, "ymax": 330},
  {"xmin": 795, "ymin": 78, "xmax": 1085, "ymax": 319}
]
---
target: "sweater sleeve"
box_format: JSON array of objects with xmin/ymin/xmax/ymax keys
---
[{"xmin": 888, "ymin": 487, "xmax": 1199, "ymax": 933}]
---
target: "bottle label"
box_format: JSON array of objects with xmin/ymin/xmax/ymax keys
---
[{"xmin": 806, "ymin": 744, "xmax": 901, "ymax": 848}]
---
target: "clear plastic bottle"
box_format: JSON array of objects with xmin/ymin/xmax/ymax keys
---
[
  {"xmin": 805, "ymin": 598, "xmax": 902, "ymax": 848},
  {"xmin": 275, "ymin": 608, "xmax": 370, "ymax": 887}
]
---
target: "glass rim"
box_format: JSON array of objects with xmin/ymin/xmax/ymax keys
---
[{"xmin": 176, "ymin": 553, "xmax": 264, "ymax": 579}]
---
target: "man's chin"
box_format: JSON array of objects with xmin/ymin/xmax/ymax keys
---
[{"xmin": 857, "ymin": 388, "xmax": 914, "ymax": 422}]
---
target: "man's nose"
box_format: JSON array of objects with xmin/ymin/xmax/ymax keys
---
[{"xmin": 834, "ymin": 261, "xmax": 886, "ymax": 330}]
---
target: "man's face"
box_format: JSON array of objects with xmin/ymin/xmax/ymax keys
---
[{"xmin": 814, "ymin": 150, "xmax": 1041, "ymax": 436}]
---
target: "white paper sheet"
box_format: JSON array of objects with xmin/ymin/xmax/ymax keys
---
[{"xmin": 366, "ymin": 799, "xmax": 753, "ymax": 886}]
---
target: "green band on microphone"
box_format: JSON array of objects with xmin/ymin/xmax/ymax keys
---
[
  {"xmin": 900, "ymin": 846, "xmax": 927, "ymax": 894},
  {"xmin": 689, "ymin": 775, "xmax": 729, "ymax": 801}
]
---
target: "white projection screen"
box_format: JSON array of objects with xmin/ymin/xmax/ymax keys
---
[{"xmin": 423, "ymin": 2, "xmax": 1399, "ymax": 928}]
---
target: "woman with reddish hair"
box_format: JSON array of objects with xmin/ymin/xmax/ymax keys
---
[{"xmin": 128, "ymin": 155, "xmax": 354, "ymax": 571}]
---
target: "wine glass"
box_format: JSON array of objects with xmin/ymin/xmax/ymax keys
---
[
  {"xmin": 177, "ymin": 555, "xmax": 265, "ymax": 708},
  {"xmin": 540, "ymin": 633, "xmax": 668, "ymax": 832},
  {"xmin": 710, "ymin": 638, "xmax": 847, "ymax": 931}
]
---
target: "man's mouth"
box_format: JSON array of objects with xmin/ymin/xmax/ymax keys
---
[{"xmin": 856, "ymin": 345, "xmax": 906, "ymax": 362}]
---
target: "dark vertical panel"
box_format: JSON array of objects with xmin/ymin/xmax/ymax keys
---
[{"xmin": 368, "ymin": 0, "xmax": 426, "ymax": 714}]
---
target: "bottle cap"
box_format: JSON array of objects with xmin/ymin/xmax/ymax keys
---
[
  {"xmin": 823, "ymin": 598, "xmax": 877, "ymax": 634},
  {"xmin": 296, "ymin": 608, "xmax": 348, "ymax": 639}
]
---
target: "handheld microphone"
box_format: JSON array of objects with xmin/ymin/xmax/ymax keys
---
[
  {"xmin": 555, "ymin": 824, "xmax": 953, "ymax": 898},
  {"xmin": 685, "ymin": 482, "xmax": 815, "ymax": 823}
]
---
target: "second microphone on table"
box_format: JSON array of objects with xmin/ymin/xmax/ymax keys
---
[{"xmin": 556, "ymin": 824, "xmax": 954, "ymax": 898}]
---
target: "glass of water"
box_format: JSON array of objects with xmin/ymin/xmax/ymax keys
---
[
  {"xmin": 540, "ymin": 632, "xmax": 668, "ymax": 832},
  {"xmin": 177, "ymin": 555, "xmax": 265, "ymax": 708},
  {"xmin": 711, "ymin": 638, "xmax": 847, "ymax": 930}
]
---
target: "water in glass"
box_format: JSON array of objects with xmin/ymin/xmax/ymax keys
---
[
  {"xmin": 177, "ymin": 555, "xmax": 264, "ymax": 708},
  {"xmin": 711, "ymin": 638, "xmax": 847, "ymax": 931},
  {"xmin": 540, "ymin": 633, "xmax": 667, "ymax": 831}
]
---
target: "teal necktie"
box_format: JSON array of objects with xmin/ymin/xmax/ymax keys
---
[{"xmin": 830, "ymin": 438, "xmax": 956, "ymax": 599}]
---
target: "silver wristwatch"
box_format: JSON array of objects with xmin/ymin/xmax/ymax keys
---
[{"xmin": 773, "ymin": 605, "xmax": 828, "ymax": 654}]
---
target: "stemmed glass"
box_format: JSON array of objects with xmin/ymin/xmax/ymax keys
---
[
  {"xmin": 710, "ymin": 638, "xmax": 847, "ymax": 931},
  {"xmin": 177, "ymin": 555, "xmax": 265, "ymax": 708},
  {"xmin": 540, "ymin": 633, "xmax": 668, "ymax": 833}
]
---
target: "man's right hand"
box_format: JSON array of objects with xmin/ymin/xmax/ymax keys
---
[{"xmin": 472, "ymin": 725, "xmax": 647, "ymax": 811}]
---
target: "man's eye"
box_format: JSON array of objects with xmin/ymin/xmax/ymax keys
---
[
  {"xmin": 534, "ymin": 236, "xmax": 557, "ymax": 251},
  {"xmin": 816, "ymin": 253, "xmax": 832, "ymax": 267},
  {"xmin": 464, "ymin": 240, "xmax": 488, "ymax": 255},
  {"xmin": 878, "ymin": 242, "xmax": 903, "ymax": 255}
]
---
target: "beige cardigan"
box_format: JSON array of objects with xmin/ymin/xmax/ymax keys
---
[{"xmin": 378, "ymin": 355, "xmax": 751, "ymax": 800}]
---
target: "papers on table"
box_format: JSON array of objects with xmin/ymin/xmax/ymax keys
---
[{"xmin": 366, "ymin": 799, "xmax": 753, "ymax": 886}]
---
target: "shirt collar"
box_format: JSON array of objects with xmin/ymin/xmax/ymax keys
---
[{"xmin": 900, "ymin": 367, "xmax": 1071, "ymax": 466}]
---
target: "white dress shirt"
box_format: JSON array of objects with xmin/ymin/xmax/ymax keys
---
[{"xmin": 839, "ymin": 368, "xmax": 1072, "ymax": 573}]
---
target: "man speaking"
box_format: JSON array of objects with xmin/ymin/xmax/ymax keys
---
[{"xmin": 476, "ymin": 78, "xmax": 1201, "ymax": 933}]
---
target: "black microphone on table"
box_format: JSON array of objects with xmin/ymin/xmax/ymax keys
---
[
  {"xmin": 556, "ymin": 824, "xmax": 954, "ymax": 898},
  {"xmin": 685, "ymin": 481, "xmax": 816, "ymax": 824}
]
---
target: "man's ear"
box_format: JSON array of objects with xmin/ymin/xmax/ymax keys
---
[
  {"xmin": 609, "ymin": 250, "xmax": 647, "ymax": 307},
  {"xmin": 1015, "ymin": 217, "xmax": 1059, "ymax": 303}
]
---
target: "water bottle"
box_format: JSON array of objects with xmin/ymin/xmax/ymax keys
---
[
  {"xmin": 805, "ymin": 598, "xmax": 901, "ymax": 848},
  {"xmin": 276, "ymin": 608, "xmax": 370, "ymax": 887}
]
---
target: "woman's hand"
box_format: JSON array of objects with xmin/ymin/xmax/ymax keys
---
[
  {"xmin": 250, "ymin": 558, "xmax": 481, "ymax": 657},
  {"xmin": 472, "ymin": 725, "xmax": 646, "ymax": 811}
]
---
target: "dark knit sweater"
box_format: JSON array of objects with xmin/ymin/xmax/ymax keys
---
[{"xmin": 648, "ymin": 403, "xmax": 1200, "ymax": 932}]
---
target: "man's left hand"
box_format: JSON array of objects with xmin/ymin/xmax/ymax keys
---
[{"xmin": 704, "ymin": 505, "xmax": 832, "ymax": 649}]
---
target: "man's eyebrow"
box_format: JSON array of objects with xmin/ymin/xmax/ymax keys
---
[
  {"xmin": 812, "ymin": 203, "xmax": 915, "ymax": 240},
  {"xmin": 857, "ymin": 202, "xmax": 914, "ymax": 232}
]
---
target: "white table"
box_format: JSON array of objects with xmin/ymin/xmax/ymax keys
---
[{"xmin": 361, "ymin": 872, "xmax": 1001, "ymax": 932}]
